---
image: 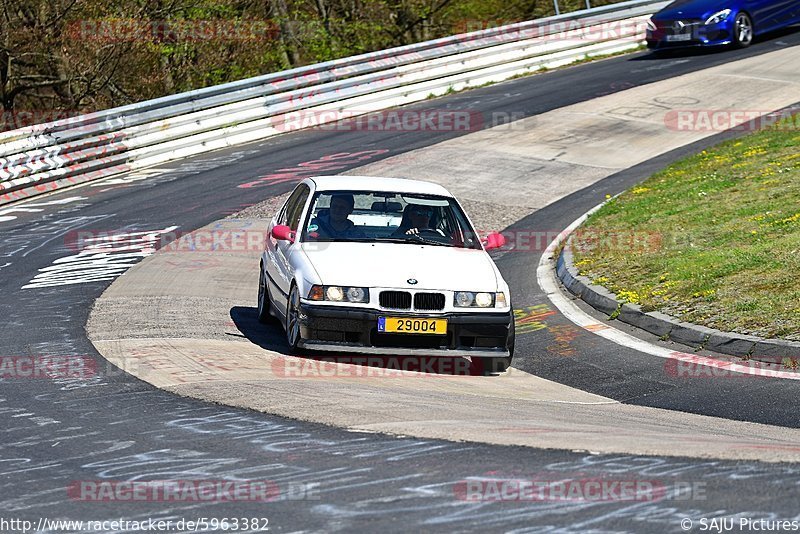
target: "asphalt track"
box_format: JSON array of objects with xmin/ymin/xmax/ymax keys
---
[{"xmin": 2, "ymin": 30, "xmax": 800, "ymax": 532}]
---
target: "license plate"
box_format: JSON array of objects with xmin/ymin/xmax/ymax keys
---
[
  {"xmin": 666, "ymin": 34, "xmax": 692, "ymax": 41},
  {"xmin": 378, "ymin": 316, "xmax": 447, "ymax": 335}
]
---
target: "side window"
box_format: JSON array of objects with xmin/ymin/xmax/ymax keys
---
[
  {"xmin": 276, "ymin": 199, "xmax": 291, "ymax": 227},
  {"xmin": 440, "ymin": 208, "xmax": 455, "ymax": 236},
  {"xmin": 278, "ymin": 184, "xmax": 309, "ymax": 228},
  {"xmin": 286, "ymin": 184, "xmax": 310, "ymax": 232},
  {"xmin": 276, "ymin": 205, "xmax": 288, "ymax": 226}
]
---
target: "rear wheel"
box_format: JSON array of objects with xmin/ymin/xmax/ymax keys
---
[
  {"xmin": 732, "ymin": 12, "xmax": 753, "ymax": 48},
  {"xmin": 285, "ymin": 283, "xmax": 303, "ymax": 353}
]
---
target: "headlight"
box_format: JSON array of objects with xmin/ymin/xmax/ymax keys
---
[
  {"xmin": 326, "ymin": 286, "xmax": 344, "ymax": 301},
  {"xmin": 346, "ymin": 287, "xmax": 367, "ymax": 303},
  {"xmin": 455, "ymin": 291, "xmax": 474, "ymax": 307},
  {"xmin": 454, "ymin": 291, "xmax": 501, "ymax": 308},
  {"xmin": 475, "ymin": 292, "xmax": 494, "ymax": 307},
  {"xmin": 308, "ymin": 285, "xmax": 369, "ymax": 303},
  {"xmin": 704, "ymin": 9, "xmax": 731, "ymax": 25},
  {"xmin": 646, "ymin": 18, "xmax": 657, "ymax": 32}
]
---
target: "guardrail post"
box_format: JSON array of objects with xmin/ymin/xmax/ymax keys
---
[{"xmin": 554, "ymin": 0, "xmax": 561, "ymax": 15}]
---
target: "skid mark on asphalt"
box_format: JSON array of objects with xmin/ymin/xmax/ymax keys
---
[
  {"xmin": 515, "ymin": 304, "xmax": 583, "ymax": 357},
  {"xmin": 514, "ymin": 304, "xmax": 557, "ymax": 334},
  {"xmin": 238, "ymin": 150, "xmax": 390, "ymax": 189}
]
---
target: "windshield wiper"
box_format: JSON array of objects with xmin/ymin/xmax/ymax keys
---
[{"xmin": 363, "ymin": 236, "xmax": 453, "ymax": 247}]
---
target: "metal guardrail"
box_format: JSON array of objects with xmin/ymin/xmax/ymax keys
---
[{"xmin": 0, "ymin": 0, "xmax": 667, "ymax": 205}]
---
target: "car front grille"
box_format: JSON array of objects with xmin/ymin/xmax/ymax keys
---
[
  {"xmin": 413, "ymin": 292, "xmax": 445, "ymax": 311},
  {"xmin": 380, "ymin": 290, "xmax": 446, "ymax": 311},
  {"xmin": 661, "ymin": 19, "xmax": 702, "ymax": 35},
  {"xmin": 380, "ymin": 291, "xmax": 412, "ymax": 310}
]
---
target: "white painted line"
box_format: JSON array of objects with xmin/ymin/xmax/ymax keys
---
[
  {"xmin": 0, "ymin": 195, "xmax": 87, "ymax": 223},
  {"xmin": 536, "ymin": 201, "xmax": 800, "ymax": 381}
]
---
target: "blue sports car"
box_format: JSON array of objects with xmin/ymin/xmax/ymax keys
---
[{"xmin": 646, "ymin": 0, "xmax": 800, "ymax": 50}]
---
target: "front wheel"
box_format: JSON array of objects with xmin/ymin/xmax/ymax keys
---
[
  {"xmin": 476, "ymin": 356, "xmax": 512, "ymax": 375},
  {"xmin": 477, "ymin": 314, "xmax": 515, "ymax": 375},
  {"xmin": 732, "ymin": 12, "xmax": 753, "ymax": 48},
  {"xmin": 285, "ymin": 284, "xmax": 303, "ymax": 353},
  {"xmin": 257, "ymin": 266, "xmax": 276, "ymax": 324}
]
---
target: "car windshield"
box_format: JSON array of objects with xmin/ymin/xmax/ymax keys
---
[{"xmin": 301, "ymin": 190, "xmax": 483, "ymax": 249}]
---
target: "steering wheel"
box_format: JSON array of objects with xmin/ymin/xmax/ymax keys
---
[
  {"xmin": 417, "ymin": 228, "xmax": 445, "ymax": 237},
  {"xmin": 407, "ymin": 228, "xmax": 449, "ymax": 243}
]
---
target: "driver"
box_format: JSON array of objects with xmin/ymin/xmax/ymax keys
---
[{"xmin": 391, "ymin": 204, "xmax": 446, "ymax": 238}]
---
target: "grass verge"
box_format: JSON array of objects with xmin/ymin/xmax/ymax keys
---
[{"xmin": 572, "ymin": 114, "xmax": 800, "ymax": 340}]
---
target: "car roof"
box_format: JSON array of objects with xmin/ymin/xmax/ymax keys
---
[{"xmin": 309, "ymin": 175, "xmax": 453, "ymax": 197}]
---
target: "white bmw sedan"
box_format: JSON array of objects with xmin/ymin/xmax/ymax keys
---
[{"xmin": 258, "ymin": 176, "xmax": 514, "ymax": 373}]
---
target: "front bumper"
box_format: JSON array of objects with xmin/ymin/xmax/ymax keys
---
[
  {"xmin": 296, "ymin": 303, "xmax": 513, "ymax": 357},
  {"xmin": 646, "ymin": 22, "xmax": 733, "ymax": 49}
]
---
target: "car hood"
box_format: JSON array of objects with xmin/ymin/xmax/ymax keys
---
[
  {"xmin": 653, "ymin": 0, "xmax": 733, "ymax": 20},
  {"xmin": 300, "ymin": 242, "xmax": 501, "ymax": 292}
]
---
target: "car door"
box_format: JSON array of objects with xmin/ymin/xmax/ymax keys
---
[
  {"xmin": 269, "ymin": 183, "xmax": 311, "ymax": 318},
  {"xmin": 774, "ymin": 0, "xmax": 798, "ymax": 25},
  {"xmin": 744, "ymin": 0, "xmax": 782, "ymax": 30}
]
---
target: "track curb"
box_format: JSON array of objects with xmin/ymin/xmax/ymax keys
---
[{"xmin": 556, "ymin": 238, "xmax": 800, "ymax": 363}]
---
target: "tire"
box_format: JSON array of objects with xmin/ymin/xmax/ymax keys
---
[
  {"xmin": 507, "ymin": 313, "xmax": 516, "ymax": 358},
  {"xmin": 257, "ymin": 265, "xmax": 275, "ymax": 324},
  {"xmin": 732, "ymin": 12, "xmax": 753, "ymax": 48},
  {"xmin": 476, "ymin": 356, "xmax": 512, "ymax": 375},
  {"xmin": 285, "ymin": 283, "xmax": 302, "ymax": 354},
  {"xmin": 477, "ymin": 313, "xmax": 515, "ymax": 376}
]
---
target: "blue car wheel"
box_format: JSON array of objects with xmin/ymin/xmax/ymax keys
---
[{"xmin": 733, "ymin": 12, "xmax": 753, "ymax": 48}]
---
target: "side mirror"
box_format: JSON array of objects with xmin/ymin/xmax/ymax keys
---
[
  {"xmin": 483, "ymin": 232, "xmax": 506, "ymax": 251},
  {"xmin": 271, "ymin": 225, "xmax": 295, "ymax": 243}
]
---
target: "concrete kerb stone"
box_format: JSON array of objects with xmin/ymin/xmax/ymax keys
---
[
  {"xmin": 555, "ymin": 250, "xmax": 570, "ymax": 281},
  {"xmin": 617, "ymin": 302, "xmax": 644, "ymax": 326},
  {"xmin": 668, "ymin": 322, "xmax": 717, "ymax": 350},
  {"xmin": 642, "ymin": 311, "xmax": 680, "ymax": 337},
  {"xmin": 581, "ymin": 282, "xmax": 620, "ymax": 316},
  {"xmin": 706, "ymin": 332, "xmax": 760, "ymax": 358},
  {"xmin": 618, "ymin": 304, "xmax": 678, "ymax": 338},
  {"xmin": 752, "ymin": 339, "xmax": 800, "ymax": 361},
  {"xmin": 556, "ymin": 246, "xmax": 585, "ymax": 296},
  {"xmin": 568, "ymin": 275, "xmax": 588, "ymax": 298},
  {"xmin": 555, "ymin": 240, "xmax": 800, "ymax": 360}
]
